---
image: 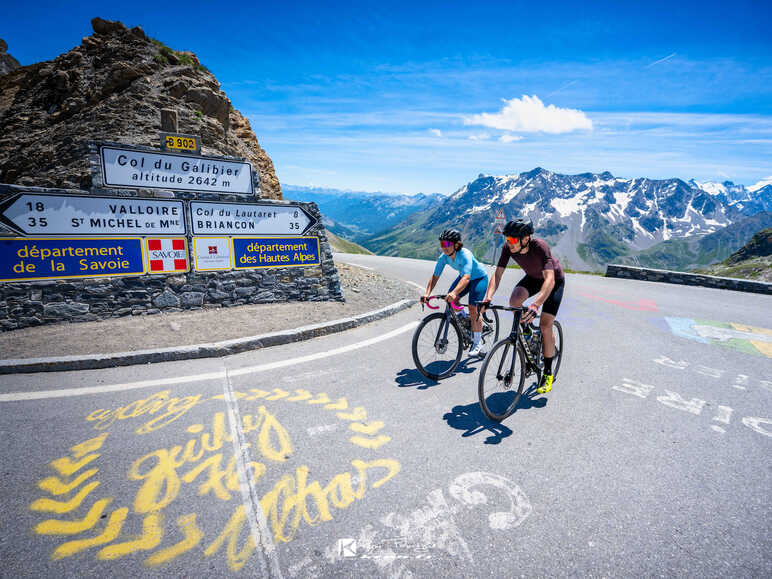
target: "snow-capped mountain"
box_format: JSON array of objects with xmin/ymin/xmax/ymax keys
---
[
  {"xmin": 365, "ymin": 168, "xmax": 772, "ymax": 270},
  {"xmin": 689, "ymin": 178, "xmax": 772, "ymax": 215}
]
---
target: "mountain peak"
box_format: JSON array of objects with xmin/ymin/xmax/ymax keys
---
[
  {"xmin": 0, "ymin": 17, "xmax": 281, "ymax": 197},
  {"xmin": 0, "ymin": 37, "xmax": 21, "ymax": 76},
  {"xmin": 523, "ymin": 167, "xmax": 549, "ymax": 178}
]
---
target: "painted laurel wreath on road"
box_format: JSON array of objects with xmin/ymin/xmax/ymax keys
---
[{"xmin": 29, "ymin": 387, "xmax": 400, "ymax": 571}]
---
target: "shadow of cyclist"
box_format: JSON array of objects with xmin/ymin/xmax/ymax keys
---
[
  {"xmin": 443, "ymin": 388, "xmax": 548, "ymax": 444},
  {"xmin": 395, "ymin": 368, "xmax": 440, "ymax": 389},
  {"xmin": 443, "ymin": 402, "xmax": 513, "ymax": 444},
  {"xmin": 395, "ymin": 356, "xmax": 482, "ymax": 390}
]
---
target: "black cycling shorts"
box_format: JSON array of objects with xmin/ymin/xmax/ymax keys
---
[{"xmin": 515, "ymin": 275, "xmax": 565, "ymax": 317}]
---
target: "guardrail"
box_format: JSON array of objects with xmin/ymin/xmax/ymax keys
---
[{"xmin": 605, "ymin": 264, "xmax": 771, "ymax": 295}]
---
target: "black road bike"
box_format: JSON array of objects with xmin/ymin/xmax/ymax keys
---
[
  {"xmin": 412, "ymin": 295, "xmax": 500, "ymax": 380},
  {"xmin": 478, "ymin": 306, "xmax": 563, "ymax": 421}
]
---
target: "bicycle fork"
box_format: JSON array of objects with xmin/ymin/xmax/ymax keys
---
[
  {"xmin": 496, "ymin": 342, "xmax": 516, "ymax": 389},
  {"xmin": 433, "ymin": 312, "xmax": 453, "ymax": 354}
]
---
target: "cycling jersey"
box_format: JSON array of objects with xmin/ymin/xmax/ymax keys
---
[
  {"xmin": 497, "ymin": 238, "xmax": 564, "ymax": 281},
  {"xmin": 434, "ymin": 247, "xmax": 488, "ymax": 280}
]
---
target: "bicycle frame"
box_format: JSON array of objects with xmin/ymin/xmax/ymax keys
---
[
  {"xmin": 489, "ymin": 307, "xmax": 540, "ymax": 381},
  {"xmin": 423, "ymin": 295, "xmax": 469, "ymax": 350},
  {"xmin": 423, "ymin": 295, "xmax": 496, "ymax": 350}
]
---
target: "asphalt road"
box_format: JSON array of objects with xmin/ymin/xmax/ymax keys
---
[{"xmin": 0, "ymin": 253, "xmax": 770, "ymax": 577}]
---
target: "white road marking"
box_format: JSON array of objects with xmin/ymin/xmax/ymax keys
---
[
  {"xmin": 222, "ymin": 369, "xmax": 284, "ymax": 578},
  {"xmin": 0, "ymin": 321, "xmax": 419, "ymax": 402}
]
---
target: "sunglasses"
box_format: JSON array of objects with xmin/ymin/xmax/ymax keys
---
[
  {"xmin": 505, "ymin": 236, "xmax": 520, "ymax": 245},
  {"xmin": 440, "ymin": 240, "xmax": 455, "ymax": 248}
]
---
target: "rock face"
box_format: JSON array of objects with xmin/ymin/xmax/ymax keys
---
[
  {"xmin": 726, "ymin": 228, "xmax": 772, "ymax": 264},
  {"xmin": 0, "ymin": 18, "xmax": 281, "ymax": 199},
  {"xmin": 0, "ymin": 38, "xmax": 21, "ymax": 76}
]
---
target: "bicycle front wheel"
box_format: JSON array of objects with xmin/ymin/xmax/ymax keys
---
[
  {"xmin": 478, "ymin": 338, "xmax": 526, "ymax": 421},
  {"xmin": 412, "ymin": 313, "xmax": 463, "ymax": 380}
]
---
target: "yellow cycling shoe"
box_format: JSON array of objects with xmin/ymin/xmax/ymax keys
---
[{"xmin": 537, "ymin": 373, "xmax": 553, "ymax": 394}]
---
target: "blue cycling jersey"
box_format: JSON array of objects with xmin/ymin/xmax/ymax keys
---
[{"xmin": 433, "ymin": 247, "xmax": 487, "ymax": 280}]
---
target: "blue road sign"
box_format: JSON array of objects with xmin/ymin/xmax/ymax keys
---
[
  {"xmin": 0, "ymin": 237, "xmax": 145, "ymax": 282},
  {"xmin": 232, "ymin": 236, "xmax": 320, "ymax": 269}
]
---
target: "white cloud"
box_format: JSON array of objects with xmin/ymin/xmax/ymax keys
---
[
  {"xmin": 468, "ymin": 133, "xmax": 491, "ymax": 141},
  {"xmin": 499, "ymin": 134, "xmax": 523, "ymax": 143},
  {"xmin": 464, "ymin": 95, "xmax": 593, "ymax": 134},
  {"xmin": 429, "ymin": 128, "xmax": 442, "ymax": 137}
]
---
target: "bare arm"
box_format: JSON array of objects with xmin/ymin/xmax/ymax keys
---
[
  {"xmin": 423, "ymin": 274, "xmax": 439, "ymax": 301},
  {"xmin": 482, "ymin": 265, "xmax": 506, "ymax": 304},
  {"xmin": 532, "ymin": 269, "xmax": 555, "ymax": 308},
  {"xmin": 447, "ymin": 274, "xmax": 471, "ymax": 302}
]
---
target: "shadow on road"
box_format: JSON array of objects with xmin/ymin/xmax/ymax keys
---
[
  {"xmin": 443, "ymin": 402, "xmax": 514, "ymax": 444},
  {"xmin": 395, "ymin": 368, "xmax": 440, "ymax": 389},
  {"xmin": 443, "ymin": 386, "xmax": 548, "ymax": 444},
  {"xmin": 395, "ymin": 356, "xmax": 482, "ymax": 390}
]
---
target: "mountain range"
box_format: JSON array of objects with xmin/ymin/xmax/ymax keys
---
[
  {"xmin": 282, "ymin": 185, "xmax": 444, "ymax": 240},
  {"xmin": 301, "ymin": 168, "xmax": 772, "ymax": 272}
]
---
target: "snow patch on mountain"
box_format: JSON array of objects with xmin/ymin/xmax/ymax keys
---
[
  {"xmin": 749, "ymin": 177, "xmax": 772, "ymax": 193},
  {"xmin": 551, "ymin": 196, "xmax": 582, "ymax": 217}
]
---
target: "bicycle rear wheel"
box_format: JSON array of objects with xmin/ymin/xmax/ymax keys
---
[
  {"xmin": 552, "ymin": 320, "xmax": 564, "ymax": 379},
  {"xmin": 481, "ymin": 308, "xmax": 500, "ymax": 347},
  {"xmin": 412, "ymin": 313, "xmax": 463, "ymax": 380},
  {"xmin": 478, "ymin": 338, "xmax": 526, "ymax": 421}
]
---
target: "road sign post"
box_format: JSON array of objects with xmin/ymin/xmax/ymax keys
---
[{"xmin": 490, "ymin": 208, "xmax": 506, "ymax": 265}]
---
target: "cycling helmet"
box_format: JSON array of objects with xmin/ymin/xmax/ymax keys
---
[
  {"xmin": 503, "ymin": 218, "xmax": 534, "ymax": 238},
  {"xmin": 438, "ymin": 229, "xmax": 462, "ymax": 243}
]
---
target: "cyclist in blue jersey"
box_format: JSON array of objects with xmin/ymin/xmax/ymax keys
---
[{"xmin": 422, "ymin": 229, "xmax": 490, "ymax": 357}]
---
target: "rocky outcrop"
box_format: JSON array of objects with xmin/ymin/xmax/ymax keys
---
[
  {"xmin": 0, "ymin": 18, "xmax": 281, "ymax": 198},
  {"xmin": 726, "ymin": 228, "xmax": 772, "ymax": 264},
  {"xmin": 0, "ymin": 39, "xmax": 20, "ymax": 76}
]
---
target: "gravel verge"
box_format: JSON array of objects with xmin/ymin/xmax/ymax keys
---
[{"xmin": 0, "ymin": 261, "xmax": 419, "ymax": 360}]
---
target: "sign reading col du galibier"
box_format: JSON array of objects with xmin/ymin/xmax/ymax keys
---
[{"xmin": 100, "ymin": 146, "xmax": 253, "ymax": 194}]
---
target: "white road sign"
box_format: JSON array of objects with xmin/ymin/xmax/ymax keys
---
[
  {"xmin": 190, "ymin": 201, "xmax": 317, "ymax": 235},
  {"xmin": 0, "ymin": 193, "xmax": 186, "ymax": 236},
  {"xmin": 192, "ymin": 237, "xmax": 233, "ymax": 271},
  {"xmin": 101, "ymin": 146, "xmax": 253, "ymax": 194}
]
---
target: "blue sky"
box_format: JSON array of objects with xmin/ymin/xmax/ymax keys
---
[{"xmin": 4, "ymin": 0, "xmax": 772, "ymax": 194}]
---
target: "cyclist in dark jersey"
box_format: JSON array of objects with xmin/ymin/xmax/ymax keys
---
[{"xmin": 480, "ymin": 218, "xmax": 565, "ymax": 394}]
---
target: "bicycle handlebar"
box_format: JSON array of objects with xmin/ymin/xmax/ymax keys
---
[
  {"xmin": 422, "ymin": 296, "xmax": 496, "ymax": 323},
  {"xmin": 480, "ymin": 304, "xmax": 524, "ymax": 312},
  {"xmin": 424, "ymin": 295, "xmax": 464, "ymax": 311}
]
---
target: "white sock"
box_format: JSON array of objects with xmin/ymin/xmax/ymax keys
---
[{"xmin": 473, "ymin": 331, "xmax": 481, "ymax": 346}]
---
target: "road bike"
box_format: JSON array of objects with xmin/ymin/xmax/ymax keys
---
[
  {"xmin": 477, "ymin": 306, "xmax": 563, "ymax": 421},
  {"xmin": 412, "ymin": 295, "xmax": 500, "ymax": 380}
]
